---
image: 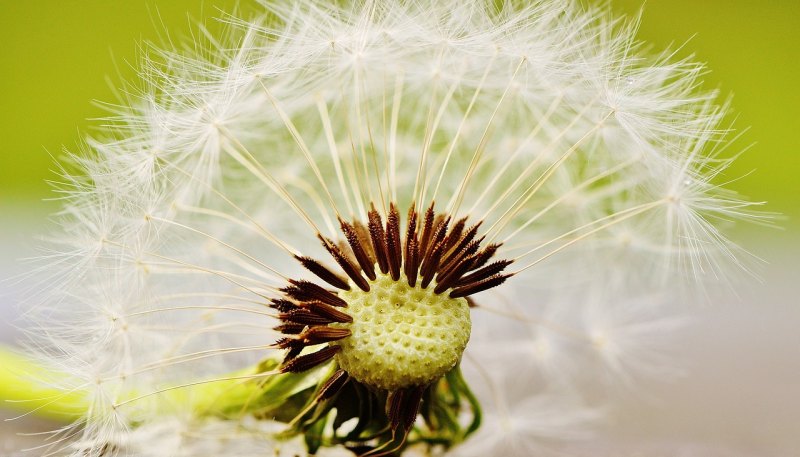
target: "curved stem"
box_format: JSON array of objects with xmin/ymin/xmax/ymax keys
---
[
  {"xmin": 0, "ymin": 345, "xmax": 324, "ymax": 423},
  {"xmin": 0, "ymin": 347, "xmax": 86, "ymax": 421}
]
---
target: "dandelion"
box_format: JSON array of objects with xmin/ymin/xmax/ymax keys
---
[{"xmin": 15, "ymin": 0, "xmax": 761, "ymax": 455}]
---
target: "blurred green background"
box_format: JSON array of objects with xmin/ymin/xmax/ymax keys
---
[{"xmin": 0, "ymin": 1, "xmax": 798, "ymax": 225}]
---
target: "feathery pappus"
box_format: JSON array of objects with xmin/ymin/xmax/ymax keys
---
[{"xmin": 21, "ymin": 0, "xmax": 762, "ymax": 456}]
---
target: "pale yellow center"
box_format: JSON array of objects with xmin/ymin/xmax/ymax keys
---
[{"xmin": 332, "ymin": 272, "xmax": 471, "ymax": 391}]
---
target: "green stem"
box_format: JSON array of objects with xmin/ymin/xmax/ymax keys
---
[
  {"xmin": 0, "ymin": 345, "xmax": 325, "ymax": 423},
  {"xmin": 445, "ymin": 365, "xmax": 482, "ymax": 438},
  {"xmin": 0, "ymin": 347, "xmax": 86, "ymax": 421}
]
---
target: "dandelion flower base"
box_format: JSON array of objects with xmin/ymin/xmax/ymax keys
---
[{"xmin": 335, "ymin": 272, "xmax": 471, "ymax": 391}]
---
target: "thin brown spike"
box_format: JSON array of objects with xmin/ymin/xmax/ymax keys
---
[
  {"xmin": 405, "ymin": 204, "xmax": 418, "ymax": 242},
  {"xmin": 418, "ymin": 203, "xmax": 437, "ymax": 257},
  {"xmin": 299, "ymin": 326, "xmax": 352, "ymax": 345},
  {"xmin": 441, "ymin": 223, "xmax": 482, "ymax": 266},
  {"xmin": 404, "ymin": 238, "xmax": 419, "ymax": 287},
  {"xmin": 274, "ymin": 337, "xmax": 304, "ymax": 350},
  {"xmin": 368, "ymin": 208, "xmax": 390, "ymax": 274},
  {"xmin": 280, "ymin": 345, "xmax": 340, "ymax": 373},
  {"xmin": 466, "ymin": 243, "xmax": 501, "ymax": 272},
  {"xmin": 455, "ymin": 259, "xmax": 514, "ymax": 288},
  {"xmin": 295, "ymin": 255, "xmax": 351, "ymax": 290},
  {"xmin": 283, "ymin": 280, "xmax": 347, "ymax": 308},
  {"xmin": 443, "ymin": 217, "xmax": 468, "ymax": 251},
  {"xmin": 319, "ymin": 235, "xmax": 371, "ymax": 292},
  {"xmin": 449, "ymin": 273, "xmax": 512, "ymax": 298},
  {"xmin": 304, "ymin": 300, "xmax": 353, "ymax": 323},
  {"xmin": 437, "ymin": 237, "xmax": 483, "ymax": 281},
  {"xmin": 283, "ymin": 346, "xmax": 303, "ymax": 364},
  {"xmin": 432, "ymin": 216, "xmax": 450, "ymax": 246},
  {"xmin": 353, "ymin": 220, "xmax": 376, "ymax": 264},
  {"xmin": 404, "ymin": 205, "xmax": 419, "ymax": 286},
  {"xmin": 340, "ymin": 220, "xmax": 376, "ymax": 280},
  {"xmin": 420, "ymin": 241, "xmax": 445, "ymax": 289},
  {"xmin": 387, "ymin": 386, "xmax": 425, "ymax": 434},
  {"xmin": 269, "ymin": 299, "xmax": 299, "ymax": 313},
  {"xmin": 419, "ymin": 217, "xmax": 450, "ymax": 280},
  {"xmin": 336, "ymin": 239, "xmax": 357, "ymax": 266},
  {"xmin": 422, "ymin": 214, "xmax": 447, "ymax": 260},
  {"xmin": 386, "ymin": 389, "xmax": 406, "ymax": 432},
  {"xmin": 280, "ymin": 308, "xmax": 336, "ymax": 326},
  {"xmin": 386, "ymin": 204, "xmax": 403, "ymax": 281},
  {"xmin": 318, "ymin": 369, "xmax": 350, "ymax": 400},
  {"xmin": 434, "ymin": 253, "xmax": 480, "ymax": 294},
  {"xmin": 274, "ymin": 323, "xmax": 305, "ymax": 334},
  {"xmin": 404, "ymin": 204, "xmax": 418, "ymax": 262}
]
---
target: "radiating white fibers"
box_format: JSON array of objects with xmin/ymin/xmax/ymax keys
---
[{"xmin": 22, "ymin": 0, "xmax": 762, "ymax": 455}]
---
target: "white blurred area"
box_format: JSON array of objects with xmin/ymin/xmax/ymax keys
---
[
  {"xmin": 598, "ymin": 232, "xmax": 800, "ymax": 456},
  {"xmin": 2, "ymin": 205, "xmax": 798, "ymax": 456}
]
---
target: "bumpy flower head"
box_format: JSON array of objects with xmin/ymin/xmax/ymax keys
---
[{"xmin": 26, "ymin": 0, "xmax": 759, "ymax": 455}]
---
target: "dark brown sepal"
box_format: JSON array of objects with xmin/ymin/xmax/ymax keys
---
[
  {"xmin": 303, "ymin": 300, "xmax": 353, "ymax": 323},
  {"xmin": 274, "ymin": 322, "xmax": 306, "ymax": 334},
  {"xmin": 466, "ymin": 243, "xmax": 501, "ymax": 272},
  {"xmin": 417, "ymin": 203, "xmax": 437, "ymax": 257},
  {"xmin": 368, "ymin": 208, "xmax": 390, "ymax": 274},
  {"xmin": 385, "ymin": 204, "xmax": 403, "ymax": 281},
  {"xmin": 269, "ymin": 298, "xmax": 299, "ymax": 313},
  {"xmin": 436, "ymin": 238, "xmax": 483, "ymax": 284},
  {"xmin": 299, "ymin": 326, "xmax": 352, "ymax": 345},
  {"xmin": 429, "ymin": 215, "xmax": 450, "ymax": 255},
  {"xmin": 433, "ymin": 254, "xmax": 480, "ymax": 294},
  {"xmin": 272, "ymin": 338, "xmax": 302, "ymax": 349},
  {"xmin": 340, "ymin": 219, "xmax": 377, "ymax": 280},
  {"xmin": 404, "ymin": 237, "xmax": 419, "ymax": 287},
  {"xmin": 403, "ymin": 205, "xmax": 419, "ymax": 286},
  {"xmin": 296, "ymin": 255, "xmax": 350, "ymax": 291},
  {"xmin": 274, "ymin": 337, "xmax": 304, "ymax": 350},
  {"xmin": 443, "ymin": 217, "xmax": 468, "ymax": 252},
  {"xmin": 353, "ymin": 220, "xmax": 376, "ymax": 264},
  {"xmin": 440, "ymin": 225, "xmax": 482, "ymax": 269},
  {"xmin": 280, "ymin": 345, "xmax": 341, "ymax": 373},
  {"xmin": 420, "ymin": 240, "xmax": 445, "ymax": 289},
  {"xmin": 318, "ymin": 369, "xmax": 350, "ymax": 401},
  {"xmin": 455, "ymin": 259, "xmax": 514, "ymax": 288},
  {"xmin": 387, "ymin": 386, "xmax": 426, "ymax": 435},
  {"xmin": 282, "ymin": 280, "xmax": 347, "ymax": 308},
  {"xmin": 320, "ymin": 235, "xmax": 370, "ymax": 292},
  {"xmin": 282, "ymin": 346, "xmax": 303, "ymax": 364},
  {"xmin": 449, "ymin": 273, "xmax": 512, "ymax": 298},
  {"xmin": 280, "ymin": 308, "xmax": 336, "ymax": 326}
]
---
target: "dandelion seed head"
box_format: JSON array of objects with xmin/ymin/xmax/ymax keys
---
[{"xmin": 22, "ymin": 0, "xmax": 762, "ymax": 454}]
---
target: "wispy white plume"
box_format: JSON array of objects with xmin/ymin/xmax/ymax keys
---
[{"xmin": 21, "ymin": 0, "xmax": 760, "ymax": 455}]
